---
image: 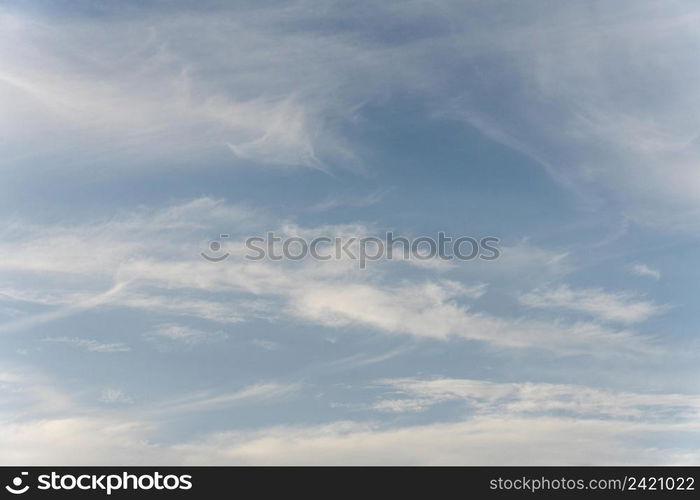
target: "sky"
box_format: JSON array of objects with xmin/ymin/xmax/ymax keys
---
[{"xmin": 1, "ymin": 0, "xmax": 700, "ymax": 464}]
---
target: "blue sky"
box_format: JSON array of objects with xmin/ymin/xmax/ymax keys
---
[{"xmin": 1, "ymin": 0, "xmax": 700, "ymax": 464}]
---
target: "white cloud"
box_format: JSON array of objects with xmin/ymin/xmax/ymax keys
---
[
  {"xmin": 250, "ymin": 339, "xmax": 283, "ymax": 351},
  {"xmin": 0, "ymin": 366, "xmax": 304, "ymax": 464},
  {"xmin": 152, "ymin": 383, "xmax": 302, "ymax": 415},
  {"xmin": 373, "ymin": 378, "xmax": 700, "ymax": 421},
  {"xmin": 0, "ymin": 367, "xmax": 74, "ymax": 418},
  {"xmin": 3, "ymin": 413, "xmax": 699, "ymax": 465},
  {"xmin": 1, "ymin": 368, "xmax": 699, "ymax": 465},
  {"xmin": 2, "ymin": 1, "xmax": 700, "ymax": 226},
  {"xmin": 0, "ymin": 197, "xmax": 252, "ymax": 276},
  {"xmin": 519, "ymin": 284, "xmax": 665, "ymax": 324},
  {"xmin": 100, "ymin": 388, "xmax": 133, "ymax": 405},
  {"xmin": 167, "ymin": 417, "xmax": 700, "ymax": 465},
  {"xmin": 0, "ymin": 198, "xmax": 655, "ymax": 355},
  {"xmin": 0, "ymin": 5, "xmax": 362, "ymax": 169},
  {"xmin": 43, "ymin": 337, "xmax": 131, "ymax": 353},
  {"xmin": 631, "ymin": 263, "xmax": 662, "ymax": 280},
  {"xmin": 0, "ymin": 416, "xmax": 161, "ymax": 465},
  {"xmin": 288, "ymin": 280, "xmax": 650, "ymax": 354},
  {"xmin": 146, "ymin": 323, "xmax": 228, "ymax": 346},
  {"xmin": 1, "ymin": 1, "xmax": 696, "ymax": 468},
  {"xmin": 310, "ymin": 190, "xmax": 388, "ymax": 212},
  {"xmin": 432, "ymin": 2, "xmax": 700, "ymax": 229}
]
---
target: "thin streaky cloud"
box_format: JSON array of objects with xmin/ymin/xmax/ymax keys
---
[
  {"xmin": 1, "ymin": 0, "xmax": 698, "ymax": 466},
  {"xmin": 518, "ymin": 284, "xmax": 667, "ymax": 325},
  {"xmin": 43, "ymin": 337, "xmax": 131, "ymax": 353},
  {"xmin": 630, "ymin": 263, "xmax": 662, "ymax": 280}
]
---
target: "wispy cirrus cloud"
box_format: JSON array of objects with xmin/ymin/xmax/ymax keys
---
[
  {"xmin": 43, "ymin": 336, "xmax": 131, "ymax": 353},
  {"xmin": 4, "ymin": 412, "xmax": 697, "ymax": 465},
  {"xmin": 145, "ymin": 323, "xmax": 228, "ymax": 347},
  {"xmin": 371, "ymin": 377, "xmax": 700, "ymax": 421},
  {"xmin": 630, "ymin": 263, "xmax": 662, "ymax": 280},
  {"xmin": 1, "ymin": 368, "xmax": 698, "ymax": 465},
  {"xmin": 99, "ymin": 388, "xmax": 133, "ymax": 405},
  {"xmin": 518, "ymin": 284, "xmax": 666, "ymax": 324},
  {"xmin": 152, "ymin": 382, "xmax": 302, "ymax": 415},
  {"xmin": 0, "ymin": 4, "xmax": 362, "ymax": 170},
  {"xmin": 0, "ymin": 198, "xmax": 655, "ymax": 355},
  {"xmin": 1, "ymin": 0, "xmax": 698, "ymax": 468},
  {"xmin": 4, "ymin": 0, "xmax": 700, "ymax": 232}
]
